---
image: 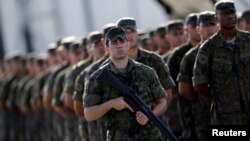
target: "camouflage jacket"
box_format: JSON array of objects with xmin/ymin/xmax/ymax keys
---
[
  {"xmin": 84, "ymin": 59, "xmax": 165, "ymax": 141},
  {"xmin": 193, "ymin": 30, "xmax": 250, "ymax": 124}
]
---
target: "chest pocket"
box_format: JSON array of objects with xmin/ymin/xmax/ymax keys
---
[
  {"xmin": 240, "ymin": 54, "xmax": 250, "ymax": 78},
  {"xmin": 212, "ymin": 58, "xmax": 232, "ymax": 84},
  {"xmin": 132, "ymin": 81, "xmax": 153, "ymax": 107}
]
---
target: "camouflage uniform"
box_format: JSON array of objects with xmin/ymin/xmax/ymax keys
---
[
  {"xmin": 31, "ymin": 68, "xmax": 50, "ymax": 141},
  {"xmin": 64, "ymin": 58, "xmax": 93, "ymax": 99},
  {"xmin": 177, "ymin": 46, "xmax": 210, "ymax": 141},
  {"xmin": 136, "ymin": 48, "xmax": 175, "ymax": 89},
  {"xmin": 74, "ymin": 54, "xmax": 109, "ymax": 141},
  {"xmin": 193, "ymin": 30, "xmax": 250, "ymax": 124},
  {"xmin": 43, "ymin": 62, "xmax": 69, "ymax": 141},
  {"xmin": 166, "ymin": 42, "xmax": 194, "ymax": 138},
  {"xmin": 0, "ymin": 77, "xmax": 8, "ymax": 141},
  {"xmin": 0, "ymin": 74, "xmax": 17, "ymax": 141},
  {"xmin": 0, "ymin": 74, "xmax": 18, "ymax": 141},
  {"xmin": 53, "ymin": 66, "xmax": 71, "ymax": 141},
  {"xmin": 21, "ymin": 76, "xmax": 42, "ymax": 141},
  {"xmin": 84, "ymin": 59, "xmax": 166, "ymax": 141}
]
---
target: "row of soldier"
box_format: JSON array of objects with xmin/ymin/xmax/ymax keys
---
[{"xmin": 1, "ymin": 0, "xmax": 250, "ymax": 141}]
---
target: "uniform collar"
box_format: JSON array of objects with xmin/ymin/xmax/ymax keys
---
[
  {"xmin": 135, "ymin": 48, "xmax": 149, "ymax": 61},
  {"xmin": 214, "ymin": 30, "xmax": 241, "ymax": 51},
  {"xmin": 107, "ymin": 58, "xmax": 137, "ymax": 75}
]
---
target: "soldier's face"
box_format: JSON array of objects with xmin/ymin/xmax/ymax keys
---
[
  {"xmin": 92, "ymin": 40, "xmax": 106, "ymax": 59},
  {"xmin": 186, "ymin": 25, "xmax": 201, "ymax": 43},
  {"xmin": 199, "ymin": 23, "xmax": 219, "ymax": 40},
  {"xmin": 166, "ymin": 29, "xmax": 187, "ymax": 48},
  {"xmin": 216, "ymin": 11, "xmax": 236, "ymax": 29},
  {"xmin": 107, "ymin": 38, "xmax": 129, "ymax": 60},
  {"xmin": 242, "ymin": 18, "xmax": 250, "ymax": 31},
  {"xmin": 124, "ymin": 28, "xmax": 139, "ymax": 48}
]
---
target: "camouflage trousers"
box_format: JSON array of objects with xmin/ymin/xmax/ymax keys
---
[
  {"xmin": 0, "ymin": 111, "xmax": 8, "ymax": 141},
  {"xmin": 64, "ymin": 111, "xmax": 81, "ymax": 141}
]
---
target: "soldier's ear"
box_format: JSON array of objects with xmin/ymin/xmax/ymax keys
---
[
  {"xmin": 165, "ymin": 34, "xmax": 171, "ymax": 43},
  {"xmin": 196, "ymin": 25, "xmax": 201, "ymax": 35},
  {"xmin": 215, "ymin": 14, "xmax": 219, "ymax": 22},
  {"xmin": 127, "ymin": 41, "xmax": 131, "ymax": 49},
  {"xmin": 184, "ymin": 25, "xmax": 189, "ymax": 34},
  {"xmin": 105, "ymin": 46, "xmax": 109, "ymax": 53}
]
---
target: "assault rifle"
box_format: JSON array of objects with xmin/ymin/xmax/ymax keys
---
[{"xmin": 97, "ymin": 68, "xmax": 178, "ymax": 141}]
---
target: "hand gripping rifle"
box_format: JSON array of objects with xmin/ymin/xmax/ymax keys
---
[{"xmin": 97, "ymin": 68, "xmax": 179, "ymax": 141}]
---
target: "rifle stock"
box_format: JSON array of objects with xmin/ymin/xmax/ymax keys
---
[{"xmin": 97, "ymin": 68, "xmax": 178, "ymax": 141}]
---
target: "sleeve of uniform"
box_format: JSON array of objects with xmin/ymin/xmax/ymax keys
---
[
  {"xmin": 83, "ymin": 74, "xmax": 102, "ymax": 107},
  {"xmin": 73, "ymin": 71, "xmax": 86, "ymax": 101},
  {"xmin": 148, "ymin": 68, "xmax": 166, "ymax": 101},
  {"xmin": 53, "ymin": 74, "xmax": 64, "ymax": 107},
  {"xmin": 63, "ymin": 70, "xmax": 76, "ymax": 95},
  {"xmin": 155, "ymin": 56, "xmax": 175, "ymax": 89},
  {"xmin": 177, "ymin": 52, "xmax": 193, "ymax": 83},
  {"xmin": 167, "ymin": 51, "xmax": 179, "ymax": 83},
  {"xmin": 192, "ymin": 42, "xmax": 210, "ymax": 87},
  {"xmin": 44, "ymin": 72, "xmax": 55, "ymax": 93}
]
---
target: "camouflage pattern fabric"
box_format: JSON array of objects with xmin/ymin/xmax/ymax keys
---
[
  {"xmin": 84, "ymin": 59, "xmax": 165, "ymax": 141},
  {"xmin": 193, "ymin": 30, "xmax": 250, "ymax": 125}
]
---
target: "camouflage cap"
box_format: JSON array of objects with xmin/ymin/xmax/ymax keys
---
[
  {"xmin": 26, "ymin": 52, "xmax": 38, "ymax": 62},
  {"xmin": 80, "ymin": 36, "xmax": 87, "ymax": 48},
  {"xmin": 242, "ymin": 10, "xmax": 250, "ymax": 21},
  {"xmin": 87, "ymin": 31, "xmax": 103, "ymax": 45},
  {"xmin": 58, "ymin": 36, "xmax": 76, "ymax": 50},
  {"xmin": 36, "ymin": 56, "xmax": 47, "ymax": 66},
  {"xmin": 155, "ymin": 24, "xmax": 167, "ymax": 37},
  {"xmin": 198, "ymin": 11, "xmax": 217, "ymax": 25},
  {"xmin": 105, "ymin": 26, "xmax": 127, "ymax": 46},
  {"xmin": 116, "ymin": 17, "xmax": 137, "ymax": 31},
  {"xmin": 166, "ymin": 20, "xmax": 184, "ymax": 33},
  {"xmin": 139, "ymin": 34, "xmax": 149, "ymax": 46},
  {"xmin": 4, "ymin": 53, "xmax": 23, "ymax": 62},
  {"xmin": 214, "ymin": 0, "xmax": 236, "ymax": 13},
  {"xmin": 138, "ymin": 29, "xmax": 146, "ymax": 37},
  {"xmin": 185, "ymin": 13, "xmax": 199, "ymax": 27},
  {"xmin": 149, "ymin": 28, "xmax": 156, "ymax": 37},
  {"xmin": 103, "ymin": 23, "xmax": 116, "ymax": 39},
  {"xmin": 69, "ymin": 40, "xmax": 82, "ymax": 53},
  {"xmin": 47, "ymin": 42, "xmax": 57, "ymax": 55}
]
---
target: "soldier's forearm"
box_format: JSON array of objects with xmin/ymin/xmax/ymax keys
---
[
  {"xmin": 84, "ymin": 99, "xmax": 114, "ymax": 121},
  {"xmin": 74, "ymin": 100, "xmax": 84, "ymax": 116},
  {"xmin": 152, "ymin": 97, "xmax": 167, "ymax": 117}
]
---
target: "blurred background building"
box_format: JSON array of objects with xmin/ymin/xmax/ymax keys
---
[{"xmin": 0, "ymin": 0, "xmax": 249, "ymax": 60}]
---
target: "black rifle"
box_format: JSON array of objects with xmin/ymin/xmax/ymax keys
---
[{"xmin": 97, "ymin": 68, "xmax": 178, "ymax": 141}]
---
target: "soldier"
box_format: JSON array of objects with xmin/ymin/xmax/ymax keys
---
[
  {"xmin": 241, "ymin": 10, "xmax": 250, "ymax": 31},
  {"xmin": 236, "ymin": 12, "xmax": 243, "ymax": 30},
  {"xmin": 31, "ymin": 56, "xmax": 49, "ymax": 141},
  {"xmin": 0, "ymin": 61, "xmax": 7, "ymax": 141},
  {"xmin": 64, "ymin": 37, "xmax": 90, "ymax": 111},
  {"xmin": 84, "ymin": 26, "xmax": 167, "ymax": 141},
  {"xmin": 59, "ymin": 39, "xmax": 88, "ymax": 141},
  {"xmin": 162, "ymin": 20, "xmax": 187, "ymax": 62},
  {"xmin": 166, "ymin": 13, "xmax": 200, "ymax": 140},
  {"xmin": 116, "ymin": 17, "xmax": 175, "ymax": 107},
  {"xmin": 52, "ymin": 36, "xmax": 77, "ymax": 141},
  {"xmin": 73, "ymin": 24, "xmax": 113, "ymax": 141},
  {"xmin": 0, "ymin": 54, "xmax": 24, "ymax": 141},
  {"xmin": 178, "ymin": 11, "xmax": 219, "ymax": 141},
  {"xmin": 42, "ymin": 43, "xmax": 60, "ymax": 141},
  {"xmin": 154, "ymin": 24, "xmax": 170, "ymax": 55},
  {"xmin": 147, "ymin": 28, "xmax": 158, "ymax": 52},
  {"xmin": 7, "ymin": 55, "xmax": 27, "ymax": 141},
  {"xmin": 139, "ymin": 34, "xmax": 151, "ymax": 51},
  {"xmin": 193, "ymin": 0, "xmax": 250, "ymax": 125},
  {"xmin": 43, "ymin": 37, "xmax": 71, "ymax": 141}
]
